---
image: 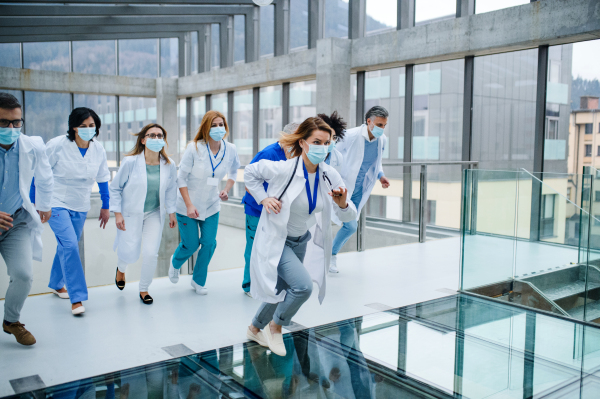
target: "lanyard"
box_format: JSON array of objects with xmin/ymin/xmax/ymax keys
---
[
  {"xmin": 206, "ymin": 140, "xmax": 226, "ymax": 178},
  {"xmin": 303, "ymin": 163, "xmax": 319, "ymax": 215}
]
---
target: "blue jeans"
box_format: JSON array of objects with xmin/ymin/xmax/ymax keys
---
[
  {"xmin": 172, "ymin": 212, "xmax": 219, "ymax": 286},
  {"xmin": 48, "ymin": 207, "xmax": 88, "ymax": 304},
  {"xmin": 331, "ymin": 190, "xmax": 362, "ymax": 255},
  {"xmin": 243, "ymin": 214, "xmax": 260, "ymax": 292}
]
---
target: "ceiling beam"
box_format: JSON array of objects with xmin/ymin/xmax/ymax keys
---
[
  {"xmin": 0, "ymin": 0, "xmax": 255, "ymax": 4},
  {"xmin": 2, "ymin": 31, "xmax": 189, "ymax": 43},
  {"xmin": 0, "ymin": 16, "xmax": 232, "ymax": 29},
  {"xmin": 0, "ymin": 5, "xmax": 253, "ymax": 17}
]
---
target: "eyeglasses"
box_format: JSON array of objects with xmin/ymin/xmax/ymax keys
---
[
  {"xmin": 146, "ymin": 133, "xmax": 164, "ymax": 139},
  {"xmin": 0, "ymin": 119, "xmax": 24, "ymax": 128}
]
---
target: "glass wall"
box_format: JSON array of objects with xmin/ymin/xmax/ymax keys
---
[
  {"xmin": 191, "ymin": 31, "xmax": 199, "ymax": 75},
  {"xmin": 259, "ymin": 85, "xmax": 282, "ymax": 150},
  {"xmin": 118, "ymin": 97, "xmax": 157, "ymax": 161},
  {"xmin": 233, "ymin": 90, "xmax": 253, "ymax": 165},
  {"xmin": 24, "ymin": 91, "xmax": 71, "ymax": 143},
  {"xmin": 72, "ymin": 40, "xmax": 116, "ymax": 75},
  {"xmin": 211, "ymin": 24, "xmax": 220, "ymax": 69},
  {"xmin": 290, "ymin": 80, "xmax": 316, "ymax": 123},
  {"xmin": 234, "ymin": 15, "xmax": 245, "ymax": 64},
  {"xmin": 177, "ymin": 99, "xmax": 187, "ymax": 155},
  {"xmin": 366, "ymin": 0, "xmax": 396, "ymax": 35},
  {"xmin": 192, "ymin": 96, "xmax": 206, "ymax": 130},
  {"xmin": 211, "ymin": 93, "xmax": 228, "ymax": 116},
  {"xmin": 476, "ymin": 0, "xmax": 530, "ymax": 14},
  {"xmin": 415, "ymin": 0, "xmax": 456, "ymax": 25},
  {"xmin": 74, "ymin": 95, "xmax": 118, "ymax": 167},
  {"xmin": 325, "ymin": 0, "xmax": 349, "ymax": 39},
  {"xmin": 160, "ymin": 38, "xmax": 179, "ymax": 78},
  {"xmin": 472, "ymin": 49, "xmax": 538, "ymax": 171},
  {"xmin": 23, "ymin": 42, "xmax": 70, "ymax": 72},
  {"xmin": 350, "ymin": 73, "xmax": 357, "ymax": 128},
  {"xmin": 290, "ymin": 0, "xmax": 309, "ymax": 52},
  {"xmin": 0, "ymin": 43, "xmax": 21, "ymax": 68},
  {"xmin": 260, "ymin": 4, "xmax": 275, "ymax": 58},
  {"xmin": 118, "ymin": 39, "xmax": 158, "ymax": 78}
]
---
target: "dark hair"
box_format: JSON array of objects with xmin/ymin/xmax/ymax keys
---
[
  {"xmin": 365, "ymin": 105, "xmax": 389, "ymax": 123},
  {"xmin": 68, "ymin": 107, "xmax": 101, "ymax": 142},
  {"xmin": 317, "ymin": 111, "xmax": 347, "ymax": 142},
  {"xmin": 0, "ymin": 93, "xmax": 21, "ymax": 110}
]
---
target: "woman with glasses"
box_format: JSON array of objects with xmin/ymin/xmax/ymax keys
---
[
  {"xmin": 109, "ymin": 124, "xmax": 177, "ymax": 304},
  {"xmin": 244, "ymin": 117, "xmax": 356, "ymax": 357},
  {"xmin": 41, "ymin": 107, "xmax": 111, "ymax": 315},
  {"xmin": 167, "ymin": 110, "xmax": 240, "ymax": 295}
]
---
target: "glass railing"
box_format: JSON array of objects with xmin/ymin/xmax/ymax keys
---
[{"xmin": 461, "ymin": 168, "xmax": 600, "ymax": 325}]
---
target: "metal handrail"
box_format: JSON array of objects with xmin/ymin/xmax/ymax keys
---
[{"xmin": 382, "ymin": 161, "xmax": 479, "ymax": 167}]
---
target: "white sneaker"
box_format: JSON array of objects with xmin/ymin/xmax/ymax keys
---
[
  {"xmin": 190, "ymin": 280, "xmax": 208, "ymax": 295},
  {"xmin": 168, "ymin": 255, "xmax": 180, "ymax": 284},
  {"xmin": 51, "ymin": 288, "xmax": 69, "ymax": 299},
  {"xmin": 263, "ymin": 325, "xmax": 286, "ymax": 356},
  {"xmin": 72, "ymin": 305, "xmax": 85, "ymax": 315},
  {"xmin": 246, "ymin": 327, "xmax": 267, "ymax": 347},
  {"xmin": 329, "ymin": 255, "xmax": 339, "ymax": 273},
  {"xmin": 245, "ymin": 291, "xmax": 252, "ymax": 298}
]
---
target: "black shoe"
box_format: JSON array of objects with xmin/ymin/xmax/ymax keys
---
[
  {"xmin": 140, "ymin": 293, "xmax": 153, "ymax": 305},
  {"xmin": 115, "ymin": 268, "xmax": 125, "ymax": 291}
]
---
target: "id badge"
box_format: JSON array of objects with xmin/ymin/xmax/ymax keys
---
[{"xmin": 207, "ymin": 177, "xmax": 219, "ymax": 187}]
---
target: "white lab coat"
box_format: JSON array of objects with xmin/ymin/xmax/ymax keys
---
[
  {"xmin": 109, "ymin": 154, "xmax": 178, "ymax": 264},
  {"xmin": 176, "ymin": 140, "xmax": 241, "ymax": 220},
  {"xmin": 17, "ymin": 135, "xmax": 54, "ymax": 262},
  {"xmin": 245, "ymin": 157, "xmax": 357, "ymax": 305},
  {"xmin": 328, "ymin": 147, "xmax": 344, "ymax": 168},
  {"xmin": 332, "ymin": 124, "xmax": 386, "ymax": 224},
  {"xmin": 45, "ymin": 135, "xmax": 110, "ymax": 212}
]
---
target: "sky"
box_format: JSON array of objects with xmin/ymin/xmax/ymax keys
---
[{"xmin": 572, "ymin": 40, "xmax": 600, "ymax": 81}]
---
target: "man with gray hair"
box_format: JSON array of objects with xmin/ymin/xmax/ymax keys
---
[{"xmin": 329, "ymin": 105, "xmax": 391, "ymax": 273}]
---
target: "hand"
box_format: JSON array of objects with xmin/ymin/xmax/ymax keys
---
[
  {"xmin": 219, "ymin": 190, "xmax": 229, "ymax": 201},
  {"xmin": 38, "ymin": 210, "xmax": 51, "ymax": 224},
  {"xmin": 0, "ymin": 212, "xmax": 13, "ymax": 233},
  {"xmin": 169, "ymin": 213, "xmax": 176, "ymax": 228},
  {"xmin": 99, "ymin": 208, "xmax": 110, "ymax": 229},
  {"xmin": 380, "ymin": 176, "xmax": 390, "ymax": 189},
  {"xmin": 329, "ymin": 187, "xmax": 348, "ymax": 209},
  {"xmin": 115, "ymin": 213, "xmax": 126, "ymax": 231},
  {"xmin": 187, "ymin": 205, "xmax": 200, "ymax": 219},
  {"xmin": 260, "ymin": 197, "xmax": 282, "ymax": 214}
]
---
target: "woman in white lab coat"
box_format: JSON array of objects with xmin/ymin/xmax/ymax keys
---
[
  {"xmin": 168, "ymin": 110, "xmax": 240, "ymax": 295},
  {"xmin": 43, "ymin": 107, "xmax": 111, "ymax": 315},
  {"xmin": 244, "ymin": 117, "xmax": 357, "ymax": 357},
  {"xmin": 110, "ymin": 123, "xmax": 178, "ymax": 304}
]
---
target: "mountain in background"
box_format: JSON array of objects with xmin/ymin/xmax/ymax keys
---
[{"xmin": 571, "ymin": 76, "xmax": 600, "ymax": 110}]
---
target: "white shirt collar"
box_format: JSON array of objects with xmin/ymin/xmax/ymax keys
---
[{"xmin": 361, "ymin": 124, "xmax": 378, "ymax": 143}]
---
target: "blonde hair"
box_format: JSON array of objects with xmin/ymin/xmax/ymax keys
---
[
  {"xmin": 126, "ymin": 123, "xmax": 170, "ymax": 164},
  {"xmin": 278, "ymin": 117, "xmax": 333, "ymax": 158},
  {"xmin": 194, "ymin": 110, "xmax": 229, "ymax": 147}
]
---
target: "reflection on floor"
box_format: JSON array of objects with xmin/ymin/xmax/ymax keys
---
[{"xmin": 8, "ymin": 294, "xmax": 600, "ymax": 398}]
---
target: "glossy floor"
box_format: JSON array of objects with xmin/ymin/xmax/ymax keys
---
[{"xmin": 8, "ymin": 294, "xmax": 600, "ymax": 398}]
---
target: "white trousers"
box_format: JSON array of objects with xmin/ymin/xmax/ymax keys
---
[{"xmin": 118, "ymin": 208, "xmax": 162, "ymax": 292}]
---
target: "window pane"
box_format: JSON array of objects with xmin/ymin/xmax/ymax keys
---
[
  {"xmin": 260, "ymin": 5, "xmax": 275, "ymax": 57},
  {"xmin": 325, "ymin": 0, "xmax": 349, "ymax": 38},
  {"xmin": 192, "ymin": 96, "xmax": 206, "ymax": 129},
  {"xmin": 211, "ymin": 93, "xmax": 228, "ymax": 115},
  {"xmin": 118, "ymin": 39, "xmax": 158, "ymax": 78},
  {"xmin": 259, "ymin": 85, "xmax": 282, "ymax": 150},
  {"xmin": 74, "ymin": 95, "xmax": 118, "ymax": 168},
  {"xmin": 0, "ymin": 43, "xmax": 21, "ymax": 68},
  {"xmin": 366, "ymin": 0, "xmax": 397, "ymax": 35},
  {"xmin": 72, "ymin": 40, "xmax": 116, "ymax": 75},
  {"xmin": 290, "ymin": 0, "xmax": 309, "ymax": 51},
  {"xmin": 233, "ymin": 89, "xmax": 253, "ymax": 165},
  {"xmin": 160, "ymin": 38, "xmax": 179, "ymax": 78},
  {"xmin": 472, "ymin": 49, "xmax": 538, "ymax": 170},
  {"xmin": 119, "ymin": 97, "xmax": 157, "ymax": 162},
  {"xmin": 350, "ymin": 73, "xmax": 357, "ymax": 127},
  {"xmin": 191, "ymin": 31, "xmax": 199, "ymax": 74},
  {"xmin": 290, "ymin": 80, "xmax": 316, "ymax": 124},
  {"xmin": 23, "ymin": 42, "xmax": 69, "ymax": 72},
  {"xmin": 476, "ymin": 0, "xmax": 529, "ymax": 14},
  {"xmin": 415, "ymin": 0, "xmax": 456, "ymax": 25},
  {"xmin": 212, "ymin": 24, "xmax": 220, "ymax": 69},
  {"xmin": 177, "ymin": 99, "xmax": 187, "ymax": 155},
  {"xmin": 24, "ymin": 91, "xmax": 71, "ymax": 143},
  {"xmin": 234, "ymin": 15, "xmax": 246, "ymax": 63}
]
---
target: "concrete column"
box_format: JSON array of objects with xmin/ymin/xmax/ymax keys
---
[
  {"xmin": 274, "ymin": 0, "xmax": 290, "ymax": 56},
  {"xmin": 308, "ymin": 0, "xmax": 325, "ymax": 49},
  {"xmin": 315, "ymin": 38, "xmax": 352, "ymax": 122},
  {"xmin": 348, "ymin": 0, "xmax": 366, "ymax": 39},
  {"xmin": 199, "ymin": 24, "xmax": 211, "ymax": 73},
  {"xmin": 178, "ymin": 34, "xmax": 186, "ymax": 77},
  {"xmin": 220, "ymin": 20, "xmax": 234, "ymax": 68},
  {"xmin": 245, "ymin": 8, "xmax": 259, "ymax": 63},
  {"xmin": 397, "ymin": 0, "xmax": 415, "ymax": 30},
  {"xmin": 456, "ymin": 0, "xmax": 475, "ymax": 17}
]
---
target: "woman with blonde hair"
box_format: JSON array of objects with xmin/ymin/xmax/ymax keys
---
[
  {"xmin": 244, "ymin": 117, "xmax": 357, "ymax": 356},
  {"xmin": 168, "ymin": 110, "xmax": 240, "ymax": 295},
  {"xmin": 110, "ymin": 123, "xmax": 178, "ymax": 304}
]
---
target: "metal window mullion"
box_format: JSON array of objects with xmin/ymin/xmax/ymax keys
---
[
  {"xmin": 227, "ymin": 90, "xmax": 234, "ymax": 142},
  {"xmin": 158, "ymin": 38, "xmax": 162, "ymax": 78},
  {"xmin": 20, "ymin": 42, "xmax": 24, "ymax": 69},
  {"xmin": 206, "ymin": 93, "xmax": 212, "ymax": 112},
  {"xmin": 397, "ymin": 0, "xmax": 415, "ymax": 30},
  {"xmin": 116, "ymin": 95, "xmax": 121, "ymax": 165},
  {"xmin": 282, "ymin": 82, "xmax": 290, "ymax": 127},
  {"xmin": 253, "ymin": 87, "xmax": 259, "ymax": 157},
  {"xmin": 348, "ymin": 0, "xmax": 366, "ymax": 39},
  {"xmin": 186, "ymin": 97, "xmax": 192, "ymax": 142},
  {"xmin": 308, "ymin": 0, "xmax": 324, "ymax": 49},
  {"xmin": 419, "ymin": 164, "xmax": 427, "ymax": 243},
  {"xmin": 69, "ymin": 41, "xmax": 73, "ymax": 73},
  {"xmin": 115, "ymin": 39, "xmax": 119, "ymax": 75},
  {"xmin": 356, "ymin": 70, "xmax": 366, "ymax": 251},
  {"xmin": 274, "ymin": 0, "xmax": 290, "ymax": 56},
  {"xmin": 402, "ymin": 64, "xmax": 414, "ymax": 223}
]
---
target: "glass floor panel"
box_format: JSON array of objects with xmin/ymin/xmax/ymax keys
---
[{"xmin": 6, "ymin": 294, "xmax": 600, "ymax": 398}]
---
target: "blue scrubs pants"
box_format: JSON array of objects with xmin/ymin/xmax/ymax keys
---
[
  {"xmin": 331, "ymin": 189, "xmax": 362, "ymax": 256},
  {"xmin": 242, "ymin": 214, "xmax": 260, "ymax": 293},
  {"xmin": 48, "ymin": 207, "xmax": 88, "ymax": 304},
  {"xmin": 172, "ymin": 212, "xmax": 219, "ymax": 287}
]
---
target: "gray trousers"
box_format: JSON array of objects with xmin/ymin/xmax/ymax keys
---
[
  {"xmin": 252, "ymin": 231, "xmax": 313, "ymax": 328},
  {"xmin": 2, "ymin": 208, "xmax": 34, "ymax": 323}
]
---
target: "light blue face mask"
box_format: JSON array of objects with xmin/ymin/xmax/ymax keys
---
[
  {"xmin": 209, "ymin": 126, "xmax": 226, "ymax": 141},
  {"xmin": 328, "ymin": 140, "xmax": 336, "ymax": 153},
  {"xmin": 146, "ymin": 138, "xmax": 165, "ymax": 152},
  {"xmin": 304, "ymin": 142, "xmax": 329, "ymax": 165},
  {"xmin": 0, "ymin": 127, "xmax": 21, "ymax": 145},
  {"xmin": 78, "ymin": 127, "xmax": 97, "ymax": 141},
  {"xmin": 370, "ymin": 124, "xmax": 384, "ymax": 138}
]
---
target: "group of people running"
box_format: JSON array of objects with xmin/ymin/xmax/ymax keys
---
[{"xmin": 0, "ymin": 91, "xmax": 390, "ymax": 356}]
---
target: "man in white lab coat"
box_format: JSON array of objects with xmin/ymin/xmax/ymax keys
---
[
  {"xmin": 0, "ymin": 93, "xmax": 53, "ymax": 345},
  {"xmin": 330, "ymin": 106, "xmax": 391, "ymax": 273}
]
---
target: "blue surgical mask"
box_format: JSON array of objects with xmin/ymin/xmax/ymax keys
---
[
  {"xmin": 0, "ymin": 127, "xmax": 21, "ymax": 145},
  {"xmin": 146, "ymin": 138, "xmax": 165, "ymax": 152},
  {"xmin": 370, "ymin": 124, "xmax": 384, "ymax": 138},
  {"xmin": 328, "ymin": 141, "xmax": 336, "ymax": 153},
  {"xmin": 78, "ymin": 127, "xmax": 97, "ymax": 141},
  {"xmin": 304, "ymin": 142, "xmax": 329, "ymax": 165},
  {"xmin": 209, "ymin": 126, "xmax": 226, "ymax": 141}
]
